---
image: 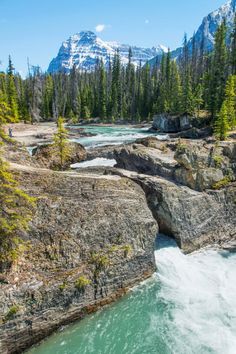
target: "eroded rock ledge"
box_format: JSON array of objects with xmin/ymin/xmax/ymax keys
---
[
  {"xmin": 114, "ymin": 138, "xmax": 236, "ymax": 252},
  {"xmin": 0, "ymin": 164, "xmax": 158, "ymax": 354}
]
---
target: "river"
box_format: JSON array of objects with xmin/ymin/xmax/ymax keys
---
[
  {"xmin": 27, "ymin": 235, "xmax": 236, "ymax": 354},
  {"xmin": 71, "ymin": 125, "xmax": 156, "ymax": 148}
]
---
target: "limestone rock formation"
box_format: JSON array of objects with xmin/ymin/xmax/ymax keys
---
[
  {"xmin": 0, "ymin": 164, "xmax": 158, "ymax": 354},
  {"xmin": 113, "ymin": 138, "xmax": 236, "ymax": 253}
]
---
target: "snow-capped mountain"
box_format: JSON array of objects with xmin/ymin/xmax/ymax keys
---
[
  {"xmin": 188, "ymin": 0, "xmax": 235, "ymax": 52},
  {"xmin": 149, "ymin": 0, "xmax": 236, "ymax": 66},
  {"xmin": 48, "ymin": 31, "xmax": 167, "ymax": 73}
]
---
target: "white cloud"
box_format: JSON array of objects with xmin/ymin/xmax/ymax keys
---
[
  {"xmin": 145, "ymin": 19, "xmax": 149, "ymax": 24},
  {"xmin": 95, "ymin": 24, "xmax": 106, "ymax": 33}
]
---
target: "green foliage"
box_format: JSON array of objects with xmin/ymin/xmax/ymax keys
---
[
  {"xmin": 176, "ymin": 139, "xmax": 188, "ymax": 153},
  {"xmin": 90, "ymin": 252, "xmax": 110, "ymax": 278},
  {"xmin": 98, "ymin": 61, "xmax": 107, "ymax": 120},
  {"xmin": 59, "ymin": 282, "xmax": 68, "ymax": 291},
  {"xmin": 212, "ymin": 176, "xmax": 232, "ymax": 190},
  {"xmin": 53, "ymin": 117, "xmax": 71, "ymax": 170},
  {"xmin": 213, "ymin": 155, "xmax": 224, "ymax": 168},
  {"xmin": 0, "ymin": 156, "xmax": 35, "ymax": 268},
  {"xmin": 75, "ymin": 276, "xmax": 91, "ymax": 290},
  {"xmin": 4, "ymin": 305, "xmax": 20, "ymax": 322},
  {"xmin": 224, "ymin": 75, "xmax": 236, "ymax": 129},
  {"xmin": 90, "ymin": 252, "xmax": 109, "ymax": 269},
  {"xmin": 214, "ymin": 102, "xmax": 230, "ymax": 141},
  {"xmin": 0, "ymin": 90, "xmax": 14, "ymax": 140},
  {"xmin": 209, "ymin": 20, "xmax": 227, "ymax": 118},
  {"xmin": 231, "ymin": 14, "xmax": 236, "ymax": 75},
  {"xmin": 6, "ymin": 56, "xmax": 19, "ymax": 121}
]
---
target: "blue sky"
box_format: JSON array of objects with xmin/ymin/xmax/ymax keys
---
[{"xmin": 0, "ymin": 0, "xmax": 225, "ymax": 75}]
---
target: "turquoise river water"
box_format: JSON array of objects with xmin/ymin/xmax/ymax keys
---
[{"xmin": 27, "ymin": 236, "xmax": 236, "ymax": 354}]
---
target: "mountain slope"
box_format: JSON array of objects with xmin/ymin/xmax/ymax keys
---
[
  {"xmin": 189, "ymin": 0, "xmax": 235, "ymax": 52},
  {"xmin": 149, "ymin": 0, "xmax": 236, "ymax": 66},
  {"xmin": 48, "ymin": 31, "xmax": 167, "ymax": 73}
]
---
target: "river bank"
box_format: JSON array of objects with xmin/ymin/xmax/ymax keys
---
[{"xmin": 4, "ymin": 122, "xmax": 152, "ymax": 147}]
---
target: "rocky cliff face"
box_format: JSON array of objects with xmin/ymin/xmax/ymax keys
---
[
  {"xmin": 114, "ymin": 138, "xmax": 236, "ymax": 252},
  {"xmin": 0, "ymin": 163, "xmax": 158, "ymax": 354}
]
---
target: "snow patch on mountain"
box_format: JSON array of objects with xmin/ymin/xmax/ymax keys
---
[{"xmin": 48, "ymin": 31, "xmax": 167, "ymax": 73}]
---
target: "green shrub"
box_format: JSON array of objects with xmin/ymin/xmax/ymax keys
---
[
  {"xmin": 213, "ymin": 155, "xmax": 224, "ymax": 168},
  {"xmin": 75, "ymin": 276, "xmax": 91, "ymax": 290},
  {"xmin": 90, "ymin": 253, "xmax": 109, "ymax": 270},
  {"xmin": 4, "ymin": 305, "xmax": 20, "ymax": 322},
  {"xmin": 176, "ymin": 139, "xmax": 188, "ymax": 154},
  {"xmin": 59, "ymin": 282, "xmax": 67, "ymax": 291},
  {"xmin": 212, "ymin": 176, "xmax": 231, "ymax": 190}
]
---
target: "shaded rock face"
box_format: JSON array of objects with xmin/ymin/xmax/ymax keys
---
[
  {"xmin": 152, "ymin": 114, "xmax": 211, "ymax": 136},
  {"xmin": 114, "ymin": 144, "xmax": 178, "ymax": 180},
  {"xmin": 114, "ymin": 170, "xmax": 236, "ymax": 254},
  {"xmin": 0, "ymin": 165, "xmax": 158, "ymax": 354},
  {"xmin": 170, "ymin": 126, "xmax": 213, "ymax": 139},
  {"xmin": 34, "ymin": 142, "xmax": 87, "ymax": 170},
  {"xmin": 152, "ymin": 114, "xmax": 181, "ymax": 133},
  {"xmin": 140, "ymin": 177, "xmax": 236, "ymax": 253},
  {"xmin": 86, "ymin": 144, "xmax": 123, "ymax": 161}
]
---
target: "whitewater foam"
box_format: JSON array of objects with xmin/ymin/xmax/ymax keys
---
[{"xmin": 27, "ymin": 235, "xmax": 236, "ymax": 354}]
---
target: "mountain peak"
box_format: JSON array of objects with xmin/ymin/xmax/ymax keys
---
[{"xmin": 48, "ymin": 33, "xmax": 166, "ymax": 73}]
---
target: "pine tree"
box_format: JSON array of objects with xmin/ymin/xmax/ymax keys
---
[
  {"xmin": 111, "ymin": 50, "xmax": 121, "ymax": 120},
  {"xmin": 98, "ymin": 61, "xmax": 107, "ymax": 120},
  {"xmin": 0, "ymin": 155, "xmax": 34, "ymax": 269},
  {"xmin": 182, "ymin": 66, "xmax": 194, "ymax": 114},
  {"xmin": 193, "ymin": 83, "xmax": 204, "ymax": 117},
  {"xmin": 214, "ymin": 101, "xmax": 230, "ymax": 140},
  {"xmin": 142, "ymin": 64, "xmax": 151, "ymax": 118},
  {"xmin": 156, "ymin": 53, "xmax": 167, "ymax": 113},
  {"xmin": 42, "ymin": 74, "xmax": 53, "ymax": 120},
  {"xmin": 169, "ymin": 61, "xmax": 182, "ymax": 114},
  {"xmin": 224, "ymin": 75, "xmax": 236, "ymax": 129},
  {"xmin": 231, "ymin": 14, "xmax": 236, "ymax": 75},
  {"xmin": 6, "ymin": 56, "xmax": 19, "ymax": 121},
  {"xmin": 53, "ymin": 117, "xmax": 71, "ymax": 170},
  {"xmin": 0, "ymin": 90, "xmax": 34, "ymax": 269},
  {"xmin": 0, "ymin": 91, "xmax": 13, "ymax": 139},
  {"xmin": 209, "ymin": 20, "xmax": 227, "ymax": 118},
  {"xmin": 180, "ymin": 33, "xmax": 195, "ymax": 115}
]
